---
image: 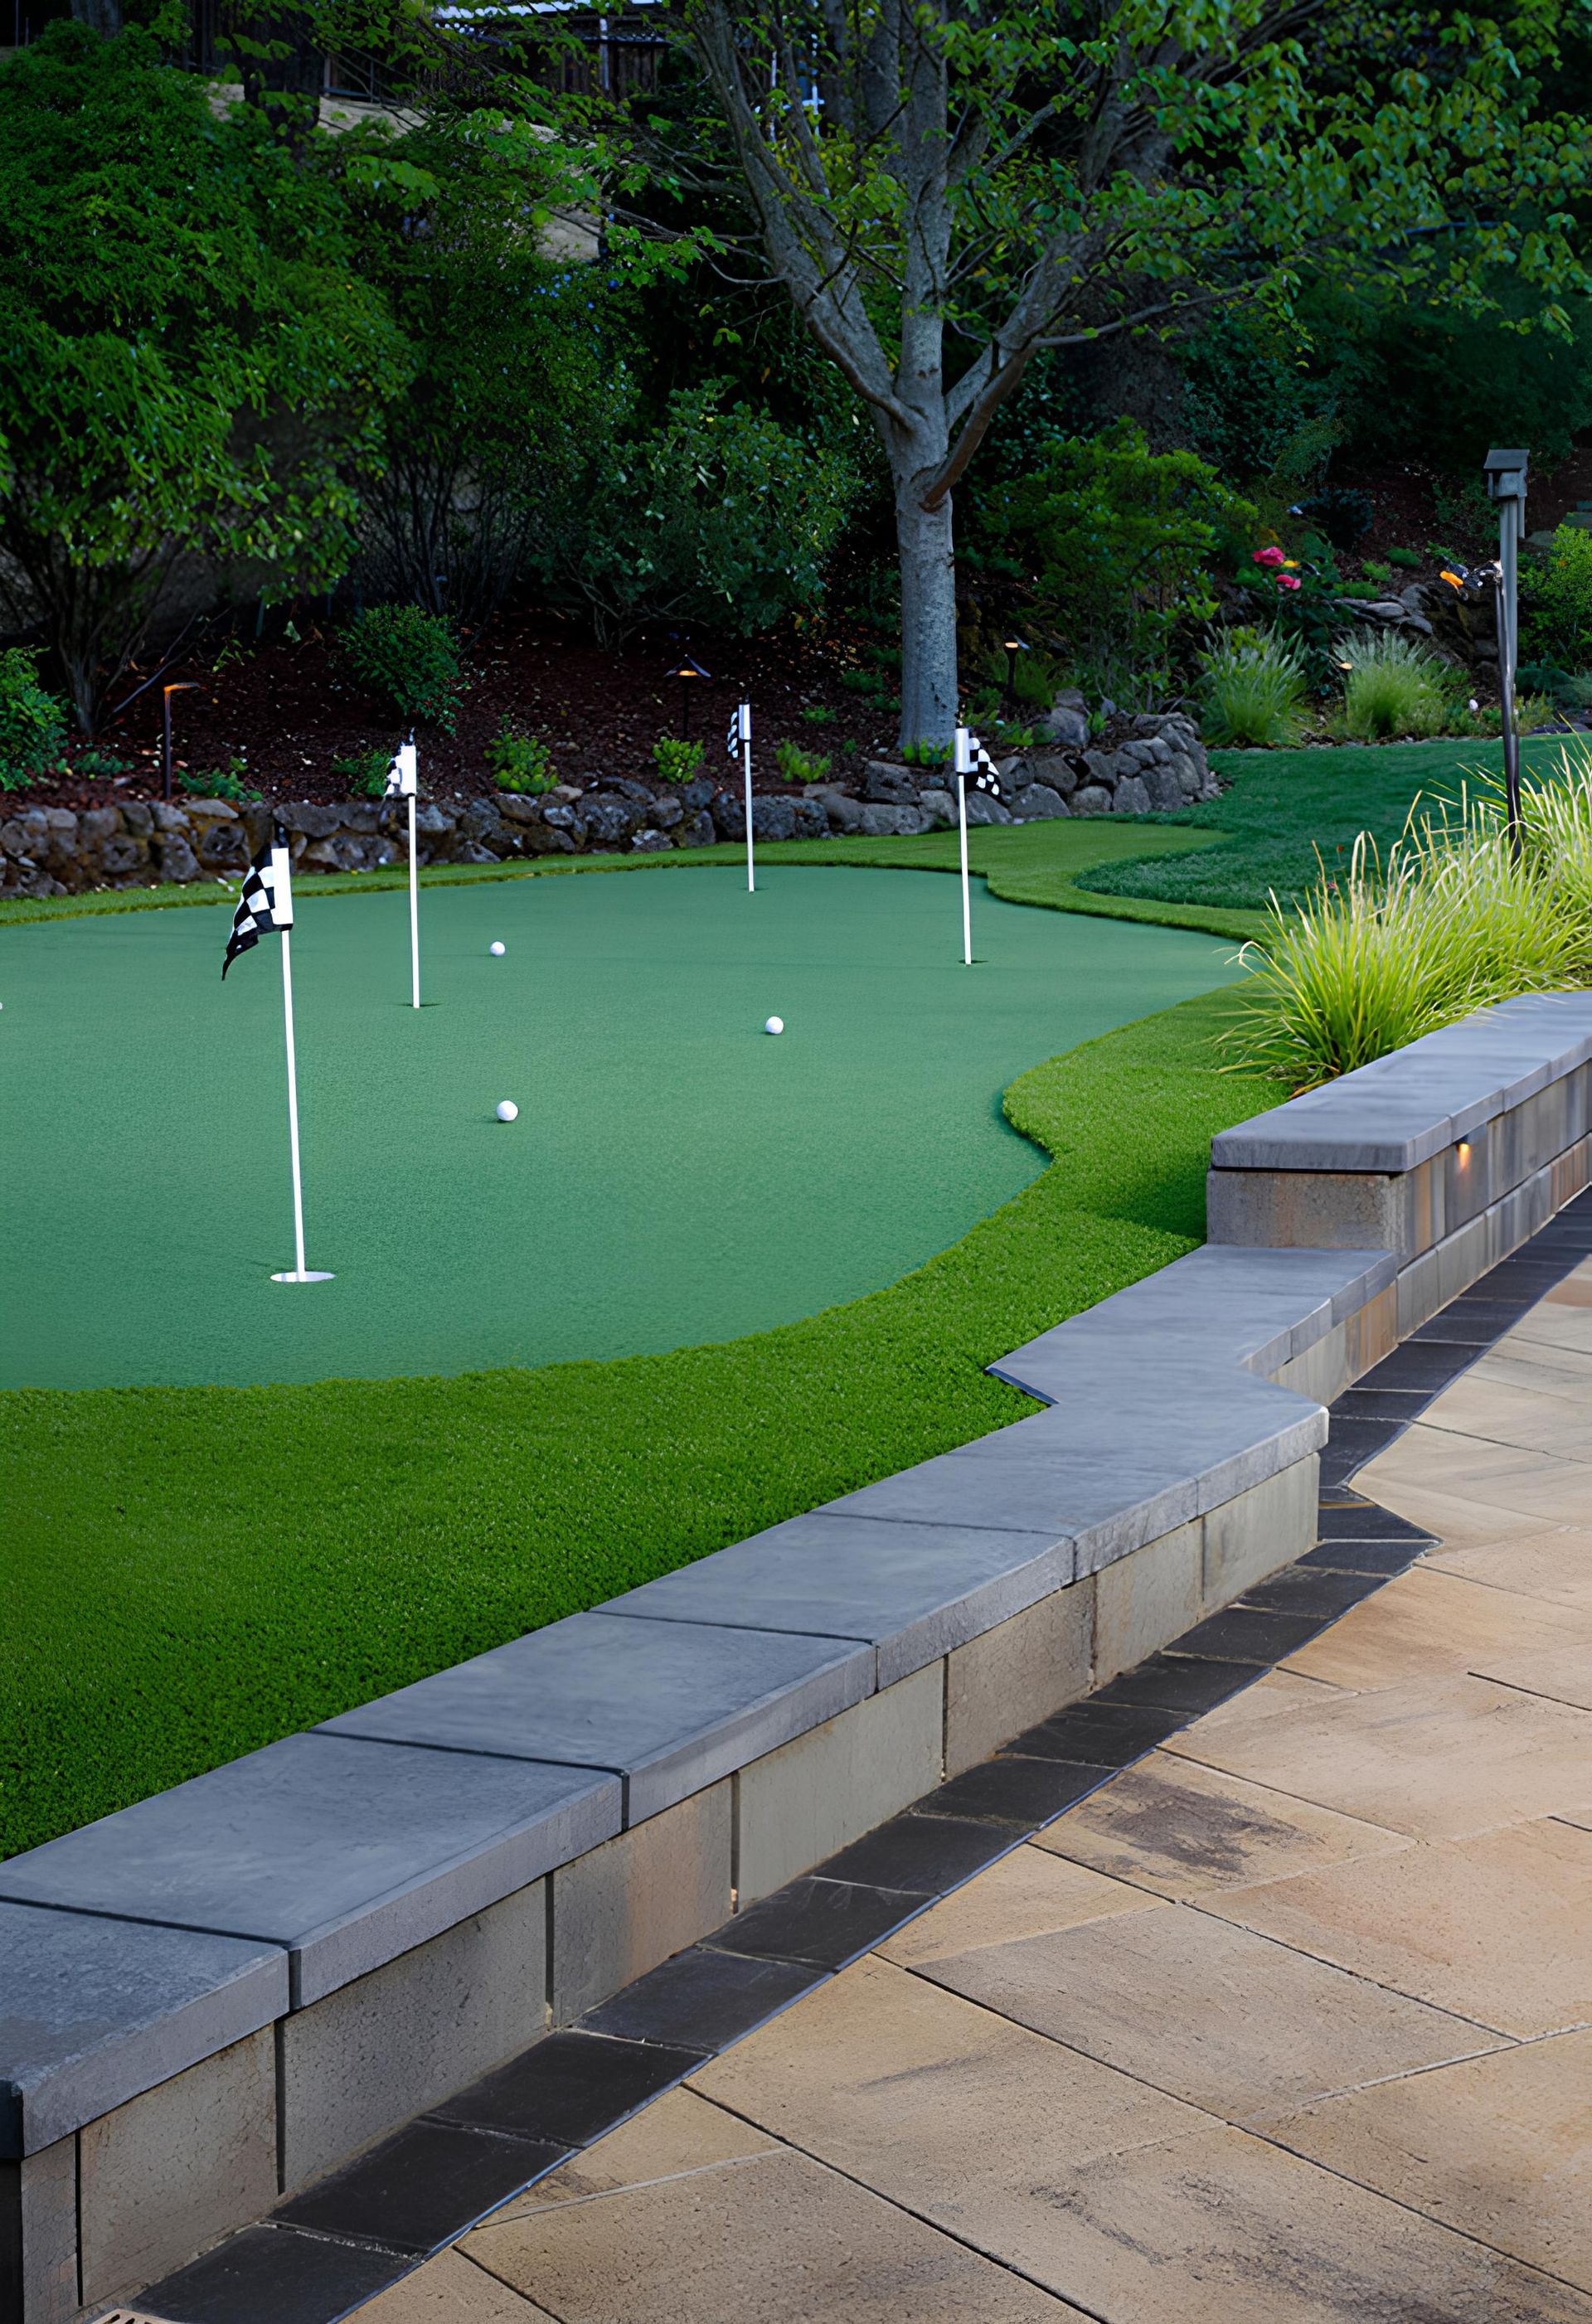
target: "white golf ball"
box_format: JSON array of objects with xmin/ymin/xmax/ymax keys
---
[
  {"xmin": 764, "ymin": 1016, "xmax": 784, "ymax": 1036},
  {"xmin": 490, "ymin": 941, "xmax": 506, "ymax": 957},
  {"xmin": 495, "ymin": 1100, "xmax": 519, "ymax": 1123}
]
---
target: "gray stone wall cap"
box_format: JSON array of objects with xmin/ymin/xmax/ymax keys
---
[
  {"xmin": 0, "ymin": 1901, "xmax": 287, "ymax": 2157},
  {"xmin": 1211, "ymin": 994, "xmax": 1592, "ymax": 1172},
  {"xmin": 607, "ymin": 1513, "xmax": 1072, "ymax": 1690},
  {"xmin": 321, "ymin": 1611, "xmax": 874, "ymax": 1827},
  {"xmin": 0, "ymin": 1735, "xmax": 619, "ymax": 2009}
]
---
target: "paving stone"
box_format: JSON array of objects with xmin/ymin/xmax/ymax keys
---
[
  {"xmin": 1091, "ymin": 1652, "xmax": 1260, "ymax": 1715},
  {"xmin": 877, "ymin": 1846, "xmax": 1159, "ymax": 1969},
  {"xmin": 0, "ymin": 1902, "xmax": 285, "ymax": 2157},
  {"xmin": 607, "ymin": 1511, "xmax": 1071, "ymax": 1686},
  {"xmin": 923, "ymin": 1756, "xmax": 1109, "ymax": 1827},
  {"xmin": 1239, "ymin": 1567, "xmax": 1386, "ymax": 1618},
  {"xmin": 1208, "ymin": 1817, "xmax": 1592, "ymax": 2037},
  {"xmin": 1282, "ymin": 1566, "xmax": 1592, "ymax": 1692},
  {"xmin": 490, "ymin": 2087, "xmax": 778, "ymax": 2219},
  {"xmin": 1271, "ymin": 2030, "xmax": 1592, "ymax": 2290},
  {"xmin": 0, "ymin": 1735, "xmax": 618, "ymax": 2007},
  {"xmin": 357, "ymin": 2247, "xmax": 556, "ymax": 2322},
  {"xmin": 1003, "ymin": 1698, "xmax": 1187, "ymax": 1767},
  {"xmin": 1313, "ymin": 1502, "xmax": 1437, "ymax": 1544},
  {"xmin": 1167, "ymin": 1671, "xmax": 1592, "ymax": 1838},
  {"xmin": 277, "ymin": 2118, "xmax": 565, "ymax": 2256},
  {"xmin": 138, "ymin": 2221, "xmax": 409, "ymax": 2324},
  {"xmin": 704, "ymin": 1877, "xmax": 924, "ymax": 1970},
  {"xmin": 1190, "ymin": 1667, "xmax": 1352, "ymax": 1732},
  {"xmin": 322, "ymin": 1612, "xmax": 872, "ymax": 1825},
  {"xmin": 1298, "ymin": 1537, "xmax": 1427, "ymax": 1576},
  {"xmin": 578, "ymin": 1949, "xmax": 826, "ymax": 2055},
  {"xmin": 435, "ymin": 2030, "xmax": 701, "ymax": 2148},
  {"xmin": 465, "ymin": 2137, "xmax": 1085, "ymax": 2323},
  {"xmin": 1167, "ymin": 1602, "xmax": 1336, "ymax": 1665},
  {"xmin": 1036, "ymin": 1750, "xmax": 1405, "ymax": 1898},
  {"xmin": 1331, "ymin": 1387, "xmax": 1438, "ymax": 1421},
  {"xmin": 1427, "ymin": 1523, "xmax": 1592, "ymax": 1607},
  {"xmin": 814, "ymin": 1812, "xmax": 1015, "ymax": 1896},
  {"xmin": 919, "ymin": 1902, "xmax": 1495, "ymax": 2123},
  {"xmin": 1357, "ymin": 1344, "xmax": 1490, "ymax": 1393}
]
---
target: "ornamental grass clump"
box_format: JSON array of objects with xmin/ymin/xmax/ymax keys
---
[
  {"xmin": 1197, "ymin": 627, "xmax": 1309, "ymax": 748},
  {"xmin": 1225, "ymin": 761, "xmax": 1592, "ymax": 1089},
  {"xmin": 1332, "ymin": 629, "xmax": 1454, "ymax": 740}
]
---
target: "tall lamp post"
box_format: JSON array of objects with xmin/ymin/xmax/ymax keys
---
[
  {"xmin": 667, "ymin": 654, "xmax": 711, "ymax": 740},
  {"xmin": 1483, "ymin": 447, "xmax": 1529, "ymax": 858},
  {"xmin": 1002, "ymin": 635, "xmax": 1028, "ymax": 717},
  {"xmin": 162, "ymin": 682, "xmax": 199, "ymax": 803}
]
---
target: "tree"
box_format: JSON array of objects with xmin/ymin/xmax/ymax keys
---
[
  {"xmin": 630, "ymin": 0, "xmax": 1592, "ymax": 745},
  {"xmin": 0, "ymin": 24, "xmax": 407, "ymax": 729}
]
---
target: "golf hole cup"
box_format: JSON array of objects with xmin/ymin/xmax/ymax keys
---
[
  {"xmin": 764, "ymin": 1016, "xmax": 784, "ymax": 1036},
  {"xmin": 496, "ymin": 1099, "xmax": 519, "ymax": 1123}
]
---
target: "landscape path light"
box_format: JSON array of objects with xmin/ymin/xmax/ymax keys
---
[
  {"xmin": 162, "ymin": 682, "xmax": 199, "ymax": 803},
  {"xmin": 667, "ymin": 653, "xmax": 711, "ymax": 740},
  {"xmin": 1483, "ymin": 446, "xmax": 1529, "ymax": 857},
  {"xmin": 1002, "ymin": 634, "xmax": 1028, "ymax": 715}
]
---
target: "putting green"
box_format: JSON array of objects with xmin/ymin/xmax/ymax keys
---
[{"xmin": 1, "ymin": 864, "xmax": 1241, "ymax": 1389}]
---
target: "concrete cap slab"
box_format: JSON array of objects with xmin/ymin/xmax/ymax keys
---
[
  {"xmin": 321, "ymin": 1612, "xmax": 874, "ymax": 1826},
  {"xmin": 0, "ymin": 1735, "xmax": 619, "ymax": 2007},
  {"xmin": 607, "ymin": 1513, "xmax": 1074, "ymax": 1689},
  {"xmin": 0, "ymin": 1901, "xmax": 286, "ymax": 2157}
]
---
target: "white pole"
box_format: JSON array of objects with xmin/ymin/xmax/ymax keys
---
[
  {"xmin": 954, "ymin": 725, "xmax": 972, "ymax": 966},
  {"xmin": 407, "ymin": 790, "xmax": 420, "ymax": 1008},
  {"xmin": 742, "ymin": 702, "xmax": 755, "ymax": 892},
  {"xmin": 280, "ymin": 929, "xmax": 308, "ymax": 1281}
]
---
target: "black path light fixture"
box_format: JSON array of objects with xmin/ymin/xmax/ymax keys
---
[
  {"xmin": 1002, "ymin": 633, "xmax": 1029, "ymax": 716},
  {"xmin": 162, "ymin": 682, "xmax": 199, "ymax": 804},
  {"xmin": 666, "ymin": 653, "xmax": 711, "ymax": 740},
  {"xmin": 1483, "ymin": 447, "xmax": 1529, "ymax": 857}
]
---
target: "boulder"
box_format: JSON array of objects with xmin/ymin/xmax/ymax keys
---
[
  {"xmin": 497, "ymin": 793, "xmax": 543, "ymax": 826},
  {"xmin": 196, "ymin": 819, "xmax": 247, "ymax": 868},
  {"xmin": 600, "ymin": 777, "xmax": 655, "ymax": 803},
  {"xmin": 963, "ymin": 790, "xmax": 1012, "ymax": 827},
  {"xmin": 340, "ymin": 800, "xmax": 381, "ymax": 834},
  {"xmin": 541, "ymin": 803, "xmax": 587, "ymax": 844},
  {"xmin": 633, "ymin": 828, "xmax": 672, "ymax": 852},
  {"xmin": 650, "ymin": 794, "xmax": 684, "ymax": 832},
  {"xmin": 152, "ymin": 803, "xmax": 188, "ymax": 832},
  {"xmin": 459, "ymin": 842, "xmax": 500, "ymax": 864},
  {"xmin": 99, "ymin": 834, "xmax": 148, "ymax": 876},
  {"xmin": 582, "ymin": 795, "xmax": 642, "ymax": 848},
  {"xmin": 1023, "ymin": 750, "xmax": 1080, "ymax": 797},
  {"xmin": 121, "ymin": 801, "xmax": 153, "ymax": 837},
  {"xmin": 152, "ymin": 832, "xmax": 199, "ymax": 881},
  {"xmin": 857, "ymin": 802, "xmax": 907, "ymax": 835},
  {"xmin": 460, "ymin": 799, "xmax": 506, "ymax": 841},
  {"xmin": 1114, "ymin": 774, "xmax": 1153, "ymax": 815},
  {"xmin": 1140, "ymin": 764, "xmax": 1186, "ymax": 813},
  {"xmin": 793, "ymin": 796, "xmax": 829, "ymax": 838},
  {"xmin": 177, "ymin": 798, "xmax": 238, "ymax": 822},
  {"xmin": 1070, "ymin": 784, "xmax": 1112, "ymax": 818},
  {"xmin": 751, "ymin": 795, "xmax": 798, "ymax": 841},
  {"xmin": 1044, "ymin": 694, "xmax": 1090, "ymax": 749},
  {"xmin": 917, "ymin": 787, "xmax": 957, "ymax": 828},
  {"xmin": 527, "ymin": 822, "xmax": 577, "ymax": 855},
  {"xmin": 1012, "ymin": 784, "xmax": 1070, "ymax": 821},
  {"xmin": 80, "ymin": 807, "xmax": 122, "ymax": 843},
  {"xmin": 682, "ymin": 810, "xmax": 716, "ymax": 848},
  {"xmin": 998, "ymin": 755, "xmax": 1033, "ymax": 791},
  {"xmin": 415, "ymin": 803, "xmax": 454, "ymax": 837},
  {"xmin": 680, "ymin": 776, "xmax": 717, "ymax": 812},
  {"xmin": 1081, "ymin": 748, "xmax": 1118, "ymax": 788},
  {"xmin": 711, "ymin": 788, "xmax": 746, "ymax": 842},
  {"xmin": 277, "ymin": 801, "xmax": 341, "ymax": 838},
  {"xmin": 862, "ymin": 759, "xmax": 920, "ymax": 804},
  {"xmin": 818, "ymin": 789, "xmax": 862, "ymax": 832}
]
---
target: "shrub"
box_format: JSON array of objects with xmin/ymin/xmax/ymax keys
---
[
  {"xmin": 1332, "ymin": 630, "xmax": 1453, "ymax": 740},
  {"xmin": 1361, "ymin": 560, "xmax": 1391, "ymax": 585},
  {"xmin": 1528, "ymin": 525, "xmax": 1592, "ymax": 669},
  {"xmin": 75, "ymin": 745, "xmax": 134, "ymax": 779},
  {"xmin": 774, "ymin": 740, "xmax": 830, "ymax": 784},
  {"xmin": 1386, "ymin": 546, "xmax": 1423, "ymax": 570},
  {"xmin": 901, "ymin": 740, "xmax": 953, "ymax": 769},
  {"xmin": 178, "ymin": 757, "xmax": 258, "ymax": 803},
  {"xmin": 0, "ymin": 648, "xmax": 67, "ymax": 788},
  {"xmin": 1197, "ymin": 627, "xmax": 1309, "ymax": 747},
  {"xmin": 653, "ymin": 735, "xmax": 704, "ymax": 784},
  {"xmin": 799, "ymin": 704, "xmax": 837, "ymax": 725},
  {"xmin": 485, "ymin": 721, "xmax": 556, "ymax": 794},
  {"xmin": 332, "ymin": 745, "xmax": 397, "ymax": 798},
  {"xmin": 342, "ymin": 606, "xmax": 464, "ymax": 730}
]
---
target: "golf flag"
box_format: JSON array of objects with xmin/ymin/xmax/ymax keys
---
[
  {"xmin": 952, "ymin": 725, "xmax": 1004, "ymax": 966},
  {"xmin": 966, "ymin": 731, "xmax": 1004, "ymax": 797},
  {"xmin": 727, "ymin": 699, "xmax": 755, "ymax": 893},
  {"xmin": 222, "ymin": 830, "xmax": 294, "ymax": 978},
  {"xmin": 384, "ymin": 737, "xmax": 418, "ymax": 798}
]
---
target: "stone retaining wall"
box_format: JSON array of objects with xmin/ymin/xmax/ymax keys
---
[
  {"xmin": 6, "ymin": 988, "xmax": 1590, "ymax": 2322},
  {"xmin": 0, "ymin": 712, "xmax": 1217, "ymax": 900}
]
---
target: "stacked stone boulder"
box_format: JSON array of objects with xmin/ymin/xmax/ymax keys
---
[{"xmin": 0, "ymin": 703, "xmax": 1220, "ymax": 898}]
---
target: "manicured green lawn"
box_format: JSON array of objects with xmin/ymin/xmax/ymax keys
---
[{"xmin": 1, "ymin": 982, "xmax": 1273, "ymax": 1858}]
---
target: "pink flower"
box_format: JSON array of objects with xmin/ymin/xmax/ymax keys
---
[
  {"xmin": 1252, "ymin": 546, "xmax": 1286, "ymax": 567},
  {"xmin": 1277, "ymin": 574, "xmax": 1301, "ymax": 591}
]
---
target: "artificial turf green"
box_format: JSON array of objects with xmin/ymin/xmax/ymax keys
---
[
  {"xmin": 1077, "ymin": 733, "xmax": 1574, "ymax": 914},
  {"xmin": 2, "ymin": 867, "xmax": 1240, "ymax": 1390},
  {"xmin": 1, "ymin": 982, "xmax": 1274, "ymax": 1859}
]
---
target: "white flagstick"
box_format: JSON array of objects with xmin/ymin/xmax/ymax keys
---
[
  {"xmin": 741, "ymin": 701, "xmax": 755, "ymax": 893},
  {"xmin": 269, "ymin": 847, "xmax": 332, "ymax": 1283},
  {"xmin": 393, "ymin": 738, "xmax": 420, "ymax": 1007},
  {"xmin": 954, "ymin": 725, "xmax": 973, "ymax": 965}
]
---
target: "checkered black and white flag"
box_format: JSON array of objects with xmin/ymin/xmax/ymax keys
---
[
  {"xmin": 964, "ymin": 730, "xmax": 1004, "ymax": 798},
  {"xmin": 222, "ymin": 832, "xmax": 294, "ymax": 979},
  {"xmin": 384, "ymin": 737, "xmax": 418, "ymax": 798}
]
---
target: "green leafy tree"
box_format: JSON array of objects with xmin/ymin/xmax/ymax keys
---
[
  {"xmin": 0, "ymin": 24, "xmax": 407, "ymax": 728},
  {"xmin": 611, "ymin": 0, "xmax": 1592, "ymax": 745}
]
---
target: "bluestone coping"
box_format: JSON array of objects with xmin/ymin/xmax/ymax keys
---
[
  {"xmin": 1211, "ymin": 992, "xmax": 1592, "ymax": 1172},
  {"xmin": 608, "ymin": 1513, "xmax": 1072, "ymax": 1687},
  {"xmin": 320, "ymin": 1611, "xmax": 875, "ymax": 1824},
  {"xmin": 0, "ymin": 1735, "xmax": 619, "ymax": 2006},
  {"xmin": 0, "ymin": 1901, "xmax": 287, "ymax": 2158}
]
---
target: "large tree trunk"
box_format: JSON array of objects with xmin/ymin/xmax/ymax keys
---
[{"xmin": 894, "ymin": 476, "xmax": 959, "ymax": 750}]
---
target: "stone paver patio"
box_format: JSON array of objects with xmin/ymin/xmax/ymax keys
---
[{"xmin": 326, "ymin": 1266, "xmax": 1592, "ymax": 2322}]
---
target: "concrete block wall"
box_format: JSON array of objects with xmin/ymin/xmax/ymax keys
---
[{"xmin": 7, "ymin": 988, "xmax": 1592, "ymax": 2321}]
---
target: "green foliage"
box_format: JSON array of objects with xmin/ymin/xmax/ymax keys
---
[
  {"xmin": 74, "ymin": 747, "xmax": 135, "ymax": 779},
  {"xmin": 0, "ymin": 26, "xmax": 405, "ymax": 730},
  {"xmin": 901, "ymin": 740, "xmax": 953, "ymax": 769},
  {"xmin": 332, "ymin": 745, "xmax": 396, "ymax": 799},
  {"xmin": 486, "ymin": 722, "xmax": 556, "ymax": 795},
  {"xmin": 342, "ymin": 605, "xmax": 464, "ymax": 730},
  {"xmin": 1225, "ymin": 764, "xmax": 1592, "ymax": 1087},
  {"xmin": 1362, "ymin": 562, "xmax": 1392, "ymax": 585},
  {"xmin": 1332, "ymin": 631, "xmax": 1454, "ymax": 740},
  {"xmin": 178, "ymin": 758, "xmax": 259, "ymax": 804},
  {"xmin": 0, "ymin": 649, "xmax": 67, "ymax": 789},
  {"xmin": 1386, "ymin": 548, "xmax": 1424, "ymax": 570},
  {"xmin": 800, "ymin": 705, "xmax": 837, "ymax": 725},
  {"xmin": 988, "ymin": 423, "xmax": 1255, "ymax": 681},
  {"xmin": 532, "ymin": 386, "xmax": 855, "ymax": 648},
  {"xmin": 774, "ymin": 740, "xmax": 830, "ymax": 784},
  {"xmin": 1198, "ymin": 628, "xmax": 1309, "ymax": 749},
  {"xmin": 1527, "ymin": 526, "xmax": 1592, "ymax": 669},
  {"xmin": 653, "ymin": 735, "xmax": 705, "ymax": 784}
]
